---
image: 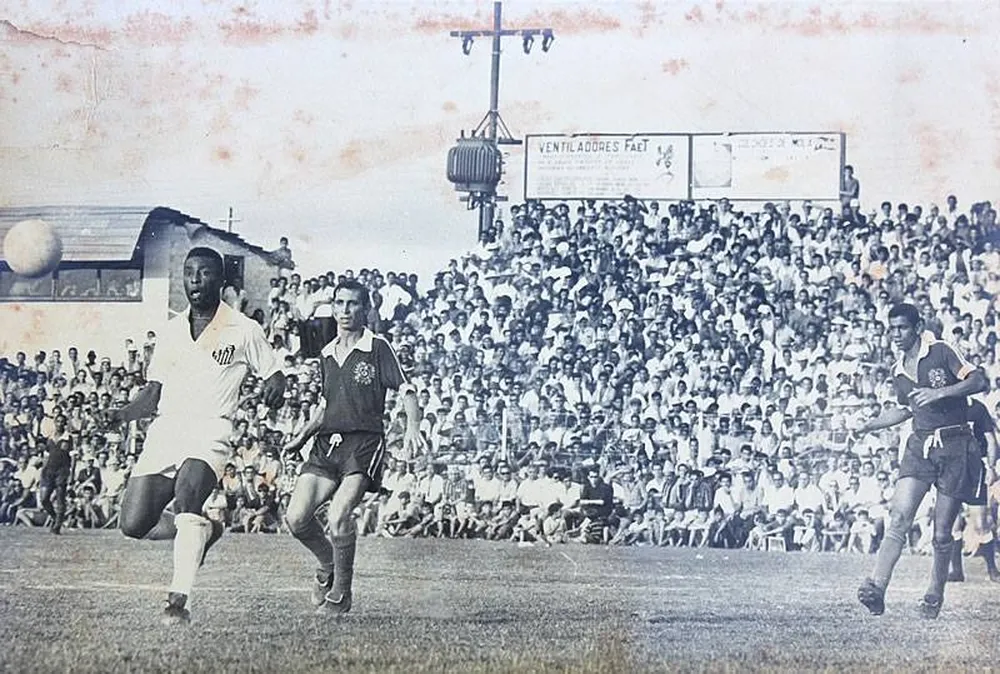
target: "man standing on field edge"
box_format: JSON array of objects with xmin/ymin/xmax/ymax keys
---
[{"xmin": 284, "ymin": 279, "xmax": 424, "ymax": 615}]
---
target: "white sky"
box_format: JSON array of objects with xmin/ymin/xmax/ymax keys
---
[{"xmin": 1, "ymin": 1, "xmax": 998, "ymax": 283}]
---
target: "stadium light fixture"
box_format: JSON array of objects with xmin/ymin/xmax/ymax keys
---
[
  {"xmin": 522, "ymin": 34, "xmax": 533, "ymax": 54},
  {"xmin": 541, "ymin": 30, "xmax": 554, "ymax": 52},
  {"xmin": 462, "ymin": 35, "xmax": 474, "ymax": 55}
]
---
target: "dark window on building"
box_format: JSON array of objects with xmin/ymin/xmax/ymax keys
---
[
  {"xmin": 224, "ymin": 255, "xmax": 245, "ymax": 290},
  {"xmin": 0, "ymin": 259, "xmax": 143, "ymax": 302}
]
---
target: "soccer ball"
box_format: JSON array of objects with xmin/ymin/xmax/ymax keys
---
[{"xmin": 3, "ymin": 219, "xmax": 63, "ymax": 278}]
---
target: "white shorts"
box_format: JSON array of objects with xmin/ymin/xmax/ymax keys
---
[{"xmin": 132, "ymin": 416, "xmax": 233, "ymax": 481}]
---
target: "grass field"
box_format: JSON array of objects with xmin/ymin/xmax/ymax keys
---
[{"xmin": 1, "ymin": 529, "xmax": 999, "ymax": 673}]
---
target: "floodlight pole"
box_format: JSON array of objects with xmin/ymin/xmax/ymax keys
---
[
  {"xmin": 451, "ymin": 2, "xmax": 553, "ymax": 242},
  {"xmin": 487, "ymin": 2, "xmax": 502, "ymax": 145},
  {"xmin": 482, "ymin": 2, "xmax": 502, "ymax": 240}
]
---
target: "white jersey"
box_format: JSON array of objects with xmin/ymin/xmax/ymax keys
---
[
  {"xmin": 134, "ymin": 301, "xmax": 279, "ymax": 480},
  {"xmin": 148, "ymin": 301, "xmax": 278, "ymax": 422}
]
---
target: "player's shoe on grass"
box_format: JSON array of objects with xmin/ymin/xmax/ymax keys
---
[
  {"xmin": 49, "ymin": 515, "xmax": 63, "ymax": 535},
  {"xmin": 311, "ymin": 570, "xmax": 334, "ymax": 608},
  {"xmin": 199, "ymin": 520, "xmax": 225, "ymax": 568},
  {"xmin": 918, "ymin": 594, "xmax": 942, "ymax": 620},
  {"xmin": 857, "ymin": 579, "xmax": 885, "ymax": 615},
  {"xmin": 316, "ymin": 590, "xmax": 352, "ymax": 616},
  {"xmin": 162, "ymin": 592, "xmax": 191, "ymax": 626},
  {"xmin": 988, "ymin": 568, "xmax": 1000, "ymax": 583}
]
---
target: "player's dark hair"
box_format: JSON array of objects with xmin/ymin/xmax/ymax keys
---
[
  {"xmin": 185, "ymin": 247, "xmax": 224, "ymax": 275},
  {"xmin": 888, "ymin": 302, "xmax": 921, "ymax": 327},
  {"xmin": 333, "ymin": 279, "xmax": 372, "ymax": 312}
]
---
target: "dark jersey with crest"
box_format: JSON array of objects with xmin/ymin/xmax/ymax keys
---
[
  {"xmin": 892, "ymin": 338, "xmax": 975, "ymax": 432},
  {"xmin": 316, "ymin": 329, "xmax": 407, "ymax": 436}
]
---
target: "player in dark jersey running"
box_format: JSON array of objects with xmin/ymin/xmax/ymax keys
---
[
  {"xmin": 38, "ymin": 434, "xmax": 73, "ymax": 534},
  {"xmin": 948, "ymin": 398, "xmax": 1000, "ymax": 583},
  {"xmin": 283, "ymin": 280, "xmax": 424, "ymax": 615},
  {"xmin": 855, "ymin": 303, "xmax": 989, "ymax": 619}
]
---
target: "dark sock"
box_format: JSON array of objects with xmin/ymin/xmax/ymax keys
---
[
  {"xmin": 981, "ymin": 540, "xmax": 999, "ymax": 574},
  {"xmin": 291, "ymin": 517, "xmax": 334, "ymax": 574},
  {"xmin": 51, "ymin": 505, "xmax": 64, "ymax": 532},
  {"xmin": 949, "ymin": 539, "xmax": 964, "ymax": 578},
  {"xmin": 331, "ymin": 531, "xmax": 357, "ymax": 598},
  {"xmin": 930, "ymin": 539, "xmax": 952, "ymax": 598}
]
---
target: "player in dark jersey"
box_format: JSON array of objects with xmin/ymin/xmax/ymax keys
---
[
  {"xmin": 38, "ymin": 435, "xmax": 73, "ymax": 534},
  {"xmin": 855, "ymin": 303, "xmax": 989, "ymax": 619},
  {"xmin": 948, "ymin": 398, "xmax": 1000, "ymax": 582},
  {"xmin": 283, "ymin": 280, "xmax": 424, "ymax": 615}
]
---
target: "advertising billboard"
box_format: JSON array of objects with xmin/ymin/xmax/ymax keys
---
[{"xmin": 523, "ymin": 133, "xmax": 691, "ymax": 201}]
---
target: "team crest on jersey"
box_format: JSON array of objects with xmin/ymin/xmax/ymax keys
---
[
  {"xmin": 212, "ymin": 344, "xmax": 236, "ymax": 366},
  {"xmin": 353, "ymin": 361, "xmax": 375, "ymax": 386},
  {"xmin": 927, "ymin": 368, "xmax": 948, "ymax": 388}
]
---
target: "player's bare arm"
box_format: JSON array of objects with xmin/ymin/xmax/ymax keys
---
[
  {"xmin": 908, "ymin": 369, "xmax": 989, "ymax": 408},
  {"xmin": 857, "ymin": 407, "xmax": 913, "ymax": 436},
  {"xmin": 106, "ymin": 381, "xmax": 163, "ymax": 425},
  {"xmin": 985, "ymin": 428, "xmax": 998, "ymax": 485},
  {"xmin": 283, "ymin": 397, "xmax": 327, "ymax": 452},
  {"xmin": 400, "ymin": 387, "xmax": 425, "ymax": 456}
]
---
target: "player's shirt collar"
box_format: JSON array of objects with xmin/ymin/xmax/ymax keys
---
[
  {"xmin": 181, "ymin": 300, "xmax": 235, "ymax": 343},
  {"xmin": 892, "ymin": 330, "xmax": 935, "ymax": 379},
  {"xmin": 320, "ymin": 328, "xmax": 375, "ymax": 358}
]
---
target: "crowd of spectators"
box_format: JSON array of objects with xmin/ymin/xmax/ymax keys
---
[{"xmin": 3, "ymin": 190, "xmax": 1000, "ymax": 555}]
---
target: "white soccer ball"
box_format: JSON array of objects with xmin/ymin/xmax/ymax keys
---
[{"xmin": 3, "ymin": 219, "xmax": 63, "ymax": 278}]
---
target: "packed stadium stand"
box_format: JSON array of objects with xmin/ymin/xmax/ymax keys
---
[{"xmin": 2, "ymin": 194, "xmax": 999, "ymax": 553}]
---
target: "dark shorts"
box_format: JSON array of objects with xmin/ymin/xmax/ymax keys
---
[
  {"xmin": 302, "ymin": 432, "xmax": 386, "ymax": 493},
  {"xmin": 39, "ymin": 470, "xmax": 70, "ymax": 493},
  {"xmin": 899, "ymin": 427, "xmax": 987, "ymax": 506}
]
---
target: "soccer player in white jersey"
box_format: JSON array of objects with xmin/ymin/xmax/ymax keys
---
[
  {"xmin": 108, "ymin": 247, "xmax": 286, "ymax": 625},
  {"xmin": 283, "ymin": 280, "xmax": 424, "ymax": 615}
]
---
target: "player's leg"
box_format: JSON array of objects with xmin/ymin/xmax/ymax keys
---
[
  {"xmin": 948, "ymin": 507, "xmax": 968, "ymax": 582},
  {"xmin": 921, "ymin": 490, "xmax": 964, "ymax": 619},
  {"xmin": 285, "ymin": 471, "xmax": 340, "ymax": 606},
  {"xmin": 119, "ymin": 474, "xmax": 176, "ymax": 540},
  {"xmin": 50, "ymin": 477, "xmax": 70, "ymax": 533},
  {"xmin": 961, "ymin": 447, "xmax": 1000, "ymax": 581},
  {"xmin": 161, "ymin": 458, "xmax": 220, "ymax": 625},
  {"xmin": 859, "ymin": 476, "xmax": 930, "ymax": 615},
  {"xmin": 970, "ymin": 505, "xmax": 1000, "ymax": 581},
  {"xmin": 38, "ymin": 484, "xmax": 56, "ymax": 527},
  {"xmin": 317, "ymin": 473, "xmax": 369, "ymax": 615}
]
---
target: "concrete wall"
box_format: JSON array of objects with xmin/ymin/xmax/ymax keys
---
[
  {"xmin": 166, "ymin": 226, "xmax": 278, "ymax": 318},
  {"xmin": 0, "ymin": 222, "xmax": 172, "ymax": 360}
]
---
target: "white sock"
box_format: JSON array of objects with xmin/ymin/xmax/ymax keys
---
[{"xmin": 169, "ymin": 513, "xmax": 211, "ymax": 600}]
